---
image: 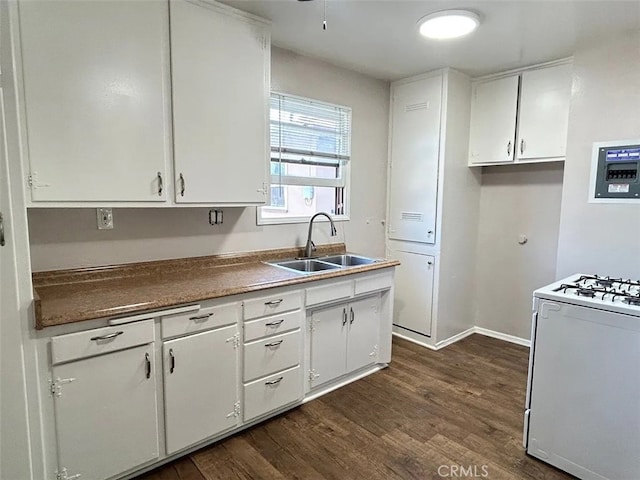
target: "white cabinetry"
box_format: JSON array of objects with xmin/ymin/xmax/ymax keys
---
[
  {"xmin": 387, "ymin": 69, "xmax": 479, "ymax": 348},
  {"xmin": 309, "ymin": 295, "xmax": 380, "ymax": 388},
  {"xmin": 50, "ymin": 321, "xmax": 158, "ymax": 480},
  {"xmin": 170, "ymin": 0, "xmax": 269, "ymax": 204},
  {"xmin": 389, "ymin": 250, "xmax": 434, "ymax": 337},
  {"xmin": 163, "ymin": 325, "xmax": 239, "ymax": 455},
  {"xmin": 18, "ymin": 0, "xmax": 170, "ymax": 202},
  {"xmin": 468, "ymin": 76, "xmax": 519, "ymax": 165},
  {"xmin": 242, "ymin": 289, "xmax": 304, "ymax": 422},
  {"xmin": 468, "ymin": 62, "xmax": 572, "ymax": 166},
  {"xmin": 517, "ymin": 64, "xmax": 573, "ymax": 161},
  {"xmin": 388, "ymin": 75, "xmax": 442, "ymax": 244}
]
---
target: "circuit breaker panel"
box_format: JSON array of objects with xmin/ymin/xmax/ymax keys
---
[{"xmin": 591, "ymin": 141, "xmax": 640, "ymax": 202}]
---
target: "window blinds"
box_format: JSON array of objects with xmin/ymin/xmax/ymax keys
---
[{"xmin": 270, "ymin": 93, "xmax": 352, "ymax": 162}]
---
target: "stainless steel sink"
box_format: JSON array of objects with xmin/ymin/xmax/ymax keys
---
[
  {"xmin": 319, "ymin": 254, "xmax": 378, "ymax": 267},
  {"xmin": 269, "ymin": 259, "xmax": 340, "ymax": 274}
]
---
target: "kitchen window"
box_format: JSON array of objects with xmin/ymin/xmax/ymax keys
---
[{"xmin": 257, "ymin": 92, "xmax": 352, "ymax": 225}]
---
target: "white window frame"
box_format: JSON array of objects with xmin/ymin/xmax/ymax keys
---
[{"xmin": 257, "ymin": 92, "xmax": 351, "ymax": 225}]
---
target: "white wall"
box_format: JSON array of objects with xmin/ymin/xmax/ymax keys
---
[
  {"xmin": 28, "ymin": 47, "xmax": 390, "ymax": 272},
  {"xmin": 556, "ymin": 30, "xmax": 640, "ymax": 278},
  {"xmin": 474, "ymin": 163, "xmax": 564, "ymax": 340}
]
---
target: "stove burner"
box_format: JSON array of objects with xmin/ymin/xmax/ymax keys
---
[
  {"xmin": 576, "ymin": 288, "xmax": 596, "ymax": 297},
  {"xmin": 596, "ymin": 278, "xmax": 615, "ymax": 288},
  {"xmin": 624, "ymin": 296, "xmax": 640, "ymax": 306}
]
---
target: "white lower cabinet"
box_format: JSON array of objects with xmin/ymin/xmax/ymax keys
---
[
  {"xmin": 389, "ymin": 249, "xmax": 435, "ymax": 337},
  {"xmin": 51, "ymin": 343, "xmax": 159, "ymax": 480},
  {"xmin": 309, "ymin": 295, "xmax": 381, "ymax": 388},
  {"xmin": 243, "ymin": 366, "xmax": 302, "ymax": 422},
  {"xmin": 163, "ymin": 325, "xmax": 239, "ymax": 455},
  {"xmin": 44, "ymin": 271, "xmax": 394, "ymax": 480}
]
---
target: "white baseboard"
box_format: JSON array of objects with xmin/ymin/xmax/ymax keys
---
[
  {"xmin": 473, "ymin": 327, "xmax": 531, "ymax": 347},
  {"xmin": 393, "ymin": 326, "xmax": 530, "ymax": 351},
  {"xmin": 392, "ymin": 331, "xmax": 438, "ymax": 350},
  {"xmin": 434, "ymin": 327, "xmax": 476, "ymax": 349}
]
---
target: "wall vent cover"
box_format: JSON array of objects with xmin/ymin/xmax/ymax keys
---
[
  {"xmin": 405, "ymin": 102, "xmax": 429, "ymax": 112},
  {"xmin": 401, "ymin": 212, "xmax": 424, "ymax": 222}
]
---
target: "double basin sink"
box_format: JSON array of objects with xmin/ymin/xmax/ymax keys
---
[{"xmin": 267, "ymin": 254, "xmax": 378, "ymax": 275}]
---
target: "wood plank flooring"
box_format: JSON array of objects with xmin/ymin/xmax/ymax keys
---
[{"xmin": 137, "ymin": 335, "xmax": 572, "ymax": 480}]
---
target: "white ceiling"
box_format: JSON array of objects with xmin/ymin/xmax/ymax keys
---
[{"xmin": 218, "ymin": 0, "xmax": 640, "ymax": 80}]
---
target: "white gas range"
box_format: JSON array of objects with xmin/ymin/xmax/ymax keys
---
[{"xmin": 524, "ymin": 274, "xmax": 640, "ymax": 480}]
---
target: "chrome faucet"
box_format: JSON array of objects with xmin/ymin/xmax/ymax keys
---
[{"xmin": 304, "ymin": 212, "xmax": 337, "ymax": 258}]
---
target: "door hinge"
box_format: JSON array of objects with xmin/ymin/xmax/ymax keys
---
[
  {"xmin": 308, "ymin": 369, "xmax": 320, "ymax": 383},
  {"xmin": 225, "ymin": 333, "xmax": 240, "ymax": 349},
  {"xmin": 308, "ymin": 318, "xmax": 315, "ymax": 332},
  {"xmin": 49, "ymin": 377, "xmax": 76, "ymax": 398},
  {"xmin": 55, "ymin": 467, "xmax": 81, "ymax": 480},
  {"xmin": 256, "ymin": 182, "xmax": 268, "ymax": 196},
  {"xmin": 28, "ymin": 172, "xmax": 52, "ymax": 189},
  {"xmin": 226, "ymin": 400, "xmax": 241, "ymax": 418}
]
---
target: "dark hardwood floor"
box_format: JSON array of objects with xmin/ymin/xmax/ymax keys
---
[{"xmin": 138, "ymin": 335, "xmax": 571, "ymax": 480}]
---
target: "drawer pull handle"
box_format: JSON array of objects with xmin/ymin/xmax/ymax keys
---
[
  {"xmin": 157, "ymin": 171, "xmax": 163, "ymax": 196},
  {"xmin": 189, "ymin": 313, "xmax": 214, "ymax": 322},
  {"xmin": 265, "ymin": 376, "xmax": 283, "ymax": 386},
  {"xmin": 265, "ymin": 319, "xmax": 285, "ymax": 327},
  {"xmin": 169, "ymin": 348, "xmax": 175, "ymax": 374},
  {"xmin": 90, "ymin": 331, "xmax": 123, "ymax": 342},
  {"xmin": 265, "ymin": 340, "xmax": 283, "ymax": 348},
  {"xmin": 350, "ymin": 307, "xmax": 355, "ymax": 325},
  {"xmin": 507, "ymin": 140, "xmax": 512, "ymax": 156},
  {"xmin": 342, "ymin": 307, "xmax": 347, "ymax": 326},
  {"xmin": 265, "ymin": 299, "xmax": 283, "ymax": 307},
  {"xmin": 145, "ymin": 353, "xmax": 151, "ymax": 379}
]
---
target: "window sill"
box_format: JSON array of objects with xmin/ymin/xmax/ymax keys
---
[{"xmin": 256, "ymin": 212, "xmax": 350, "ymax": 226}]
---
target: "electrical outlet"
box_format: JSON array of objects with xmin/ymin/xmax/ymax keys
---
[{"xmin": 97, "ymin": 208, "xmax": 114, "ymax": 230}]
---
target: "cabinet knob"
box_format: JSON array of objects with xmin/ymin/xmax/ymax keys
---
[{"xmin": 427, "ymin": 261, "xmax": 433, "ymax": 266}]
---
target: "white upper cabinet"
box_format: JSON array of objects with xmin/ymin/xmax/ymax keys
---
[
  {"xmin": 170, "ymin": 0, "xmax": 270, "ymax": 204},
  {"xmin": 19, "ymin": 0, "xmax": 170, "ymax": 202},
  {"xmin": 388, "ymin": 75, "xmax": 442, "ymax": 244},
  {"xmin": 516, "ymin": 64, "xmax": 573, "ymax": 161},
  {"xmin": 468, "ymin": 75, "xmax": 519, "ymax": 165},
  {"xmin": 468, "ymin": 62, "xmax": 573, "ymax": 166}
]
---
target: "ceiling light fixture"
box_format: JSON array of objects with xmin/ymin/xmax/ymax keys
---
[{"xmin": 417, "ymin": 10, "xmax": 480, "ymax": 40}]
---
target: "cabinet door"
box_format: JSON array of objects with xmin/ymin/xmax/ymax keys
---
[
  {"xmin": 309, "ymin": 304, "xmax": 348, "ymax": 387},
  {"xmin": 19, "ymin": 0, "xmax": 170, "ymax": 202},
  {"xmin": 170, "ymin": 0, "xmax": 269, "ymax": 204},
  {"xmin": 389, "ymin": 250, "xmax": 435, "ymax": 337},
  {"xmin": 517, "ymin": 64, "xmax": 573, "ymax": 161},
  {"xmin": 163, "ymin": 325, "xmax": 238, "ymax": 455},
  {"xmin": 468, "ymin": 75, "xmax": 519, "ymax": 164},
  {"xmin": 52, "ymin": 344, "xmax": 159, "ymax": 480},
  {"xmin": 346, "ymin": 296, "xmax": 381, "ymax": 373},
  {"xmin": 388, "ymin": 76, "xmax": 442, "ymax": 244}
]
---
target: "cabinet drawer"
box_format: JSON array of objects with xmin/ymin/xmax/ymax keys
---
[
  {"xmin": 243, "ymin": 290, "xmax": 302, "ymax": 320},
  {"xmin": 243, "ymin": 365, "xmax": 302, "ymax": 422},
  {"xmin": 244, "ymin": 310, "xmax": 302, "ymax": 342},
  {"xmin": 51, "ymin": 319, "xmax": 155, "ymax": 365},
  {"xmin": 161, "ymin": 303, "xmax": 238, "ymax": 339},
  {"xmin": 306, "ymin": 280, "xmax": 353, "ymax": 307},
  {"xmin": 244, "ymin": 330, "xmax": 301, "ymax": 382},
  {"xmin": 354, "ymin": 272, "xmax": 393, "ymax": 296}
]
